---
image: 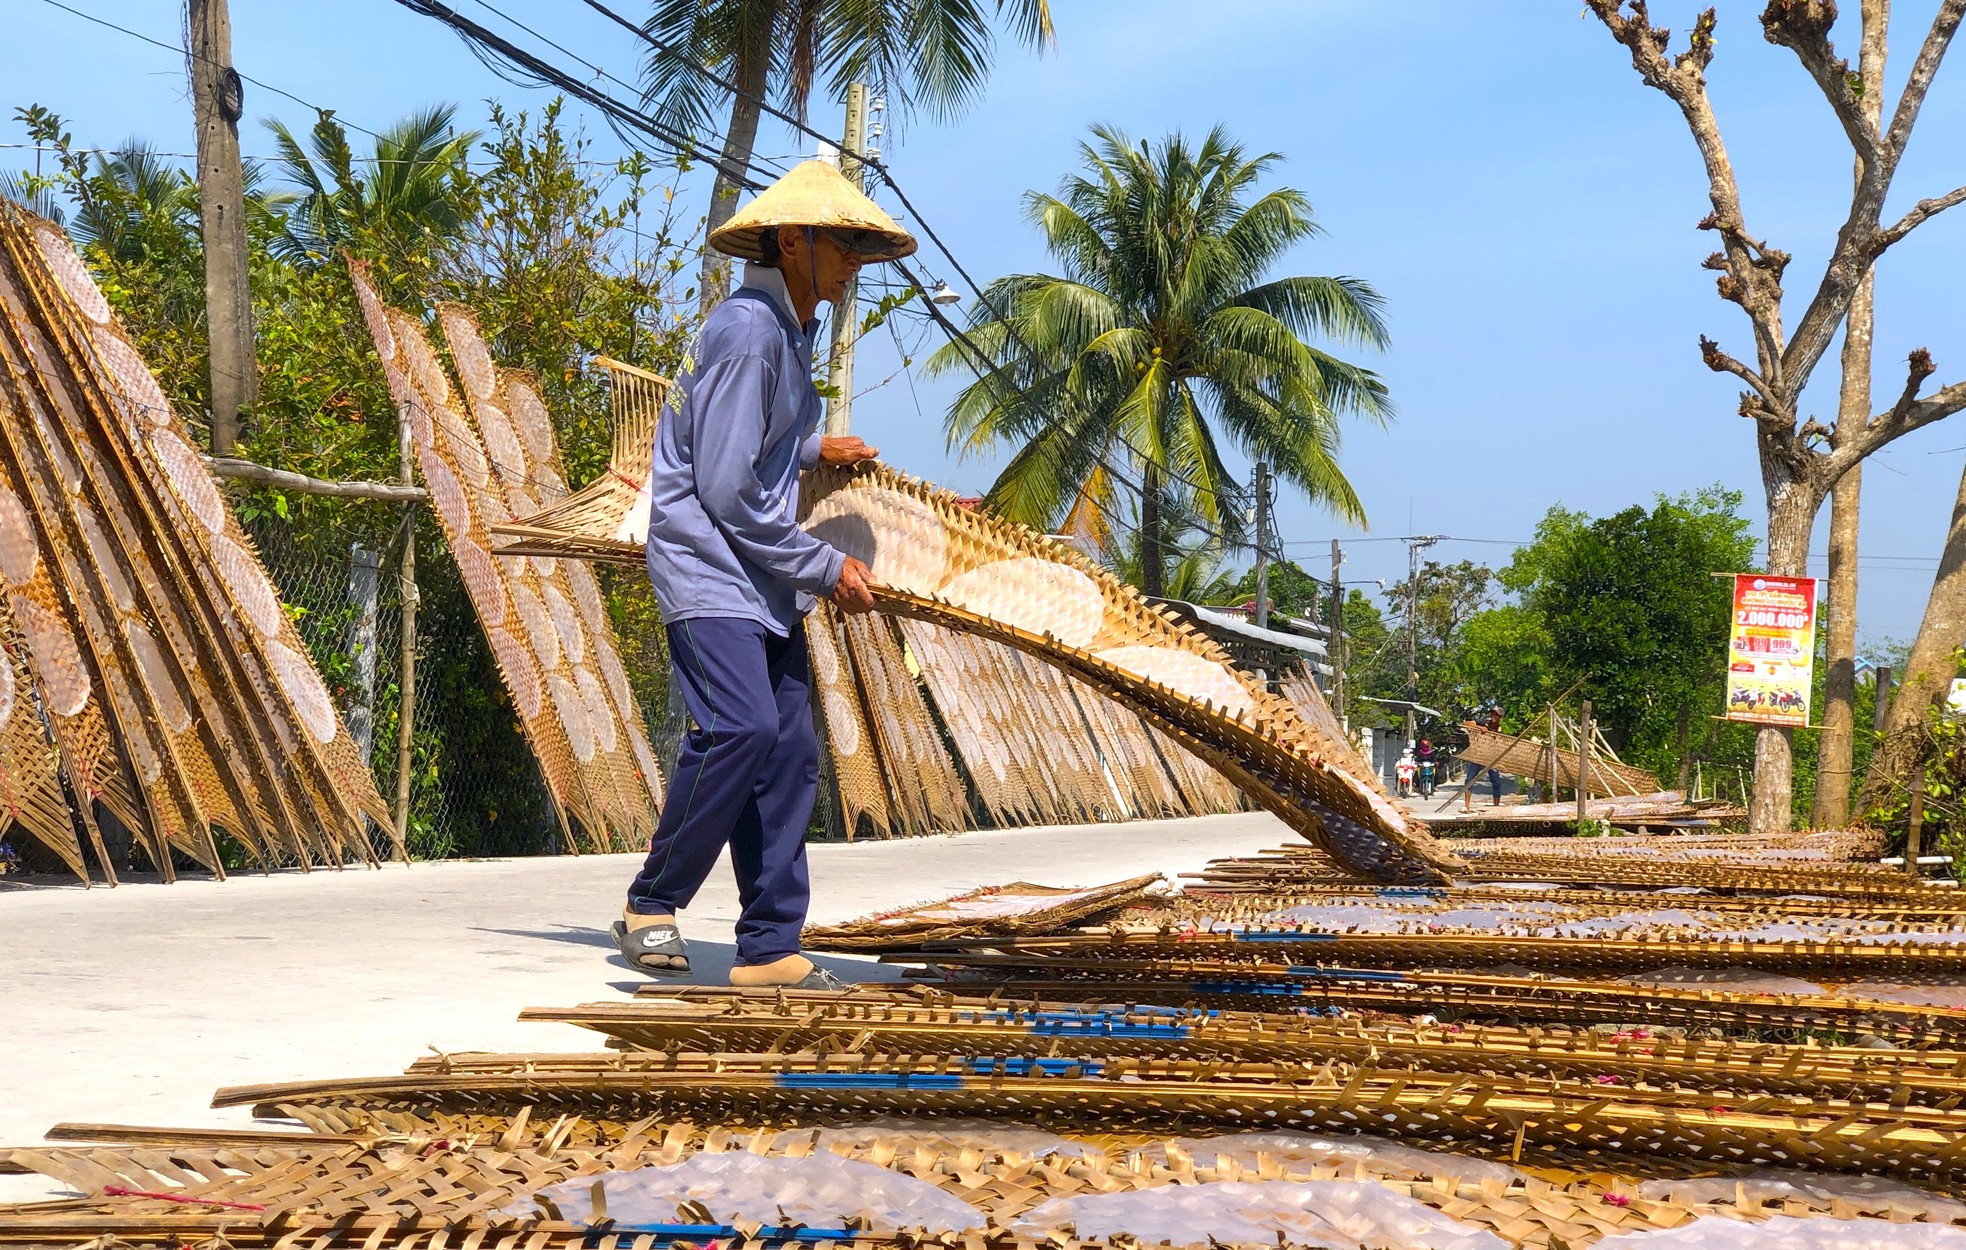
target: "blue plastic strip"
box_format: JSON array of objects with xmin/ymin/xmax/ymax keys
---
[
  {"xmin": 965, "ymin": 1057, "xmax": 1105, "ymax": 1077},
  {"xmin": 1029, "ymin": 1021, "xmax": 1190, "ymax": 1039},
  {"xmin": 777, "ymin": 1072, "xmax": 964, "ymax": 1089},
  {"xmin": 1191, "ymin": 981, "xmax": 1304, "ymax": 996}
]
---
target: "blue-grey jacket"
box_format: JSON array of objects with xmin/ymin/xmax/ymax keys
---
[{"xmin": 642, "ymin": 266, "xmax": 845, "ymax": 635}]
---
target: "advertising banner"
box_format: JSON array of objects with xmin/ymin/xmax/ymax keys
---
[{"xmin": 1724, "ymin": 574, "xmax": 1819, "ymax": 727}]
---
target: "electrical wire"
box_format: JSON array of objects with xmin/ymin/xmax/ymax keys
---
[
  {"xmin": 559, "ymin": 0, "xmax": 1250, "ymax": 519},
  {"xmin": 30, "ymin": 0, "xmax": 385, "ymax": 140},
  {"xmin": 388, "ymin": 0, "xmax": 764, "ymax": 192}
]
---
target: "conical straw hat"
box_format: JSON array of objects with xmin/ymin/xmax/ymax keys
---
[{"xmin": 710, "ymin": 159, "xmax": 918, "ymax": 263}]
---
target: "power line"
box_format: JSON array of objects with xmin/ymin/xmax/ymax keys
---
[
  {"xmin": 395, "ymin": 2, "xmax": 1266, "ymax": 552},
  {"xmin": 389, "ymin": 0, "xmax": 764, "ymax": 192},
  {"xmin": 561, "ymin": 0, "xmax": 1246, "ymax": 516},
  {"xmin": 459, "ymin": 0, "xmax": 786, "ymax": 179},
  {"xmin": 30, "ymin": 0, "xmax": 384, "ymax": 140}
]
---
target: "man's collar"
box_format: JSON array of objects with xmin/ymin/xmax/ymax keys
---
[{"xmin": 739, "ymin": 262, "xmax": 814, "ymax": 331}]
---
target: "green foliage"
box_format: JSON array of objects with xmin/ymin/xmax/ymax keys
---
[
  {"xmin": 1363, "ymin": 558, "xmax": 1497, "ymax": 736},
  {"xmin": 442, "ymin": 100, "xmax": 696, "ymax": 486},
  {"xmin": 926, "ymin": 124, "xmax": 1389, "ymax": 596},
  {"xmin": 1226, "ymin": 559, "xmax": 1326, "ymax": 619},
  {"xmin": 10, "ymin": 99, "xmax": 700, "ymax": 859},
  {"xmin": 265, "ymin": 104, "xmax": 480, "ymax": 286},
  {"xmin": 1338, "ymin": 588, "xmax": 1402, "ymax": 724},
  {"xmin": 639, "ymin": 0, "xmax": 1055, "ymax": 137},
  {"xmin": 1451, "ymin": 486, "xmax": 1758, "ymax": 787}
]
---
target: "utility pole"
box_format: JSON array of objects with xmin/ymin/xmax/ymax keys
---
[
  {"xmin": 1401, "ymin": 534, "xmax": 1441, "ymax": 746},
  {"xmin": 824, "ymin": 83, "xmax": 870, "ymax": 436},
  {"xmin": 187, "ymin": 0, "xmax": 255, "ymax": 455},
  {"xmin": 1330, "ymin": 539, "xmax": 1346, "ymax": 730},
  {"xmin": 1251, "ymin": 462, "xmax": 1272, "ymax": 629}
]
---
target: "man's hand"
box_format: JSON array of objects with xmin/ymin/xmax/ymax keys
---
[
  {"xmin": 818, "ymin": 435, "xmax": 879, "ymax": 467},
  {"xmin": 828, "ymin": 556, "xmax": 877, "ymax": 615}
]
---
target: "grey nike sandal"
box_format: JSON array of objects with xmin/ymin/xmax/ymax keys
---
[
  {"xmin": 613, "ymin": 920, "xmax": 691, "ymax": 978},
  {"xmin": 788, "ymin": 964, "xmax": 850, "ymax": 990}
]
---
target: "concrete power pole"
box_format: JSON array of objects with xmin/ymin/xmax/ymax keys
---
[
  {"xmin": 1251, "ymin": 462, "xmax": 1272, "ymax": 630},
  {"xmin": 823, "ymin": 83, "xmax": 870, "ymax": 436},
  {"xmin": 1402, "ymin": 534, "xmax": 1441, "ymax": 746},
  {"xmin": 1330, "ymin": 538, "xmax": 1345, "ymax": 729},
  {"xmin": 187, "ymin": 0, "xmax": 255, "ymax": 455}
]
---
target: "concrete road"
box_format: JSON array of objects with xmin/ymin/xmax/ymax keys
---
[{"xmin": 0, "ymin": 811, "xmax": 1289, "ymax": 1192}]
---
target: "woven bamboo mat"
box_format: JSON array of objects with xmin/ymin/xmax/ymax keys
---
[
  {"xmin": 204, "ymin": 1048, "xmax": 1966, "ymax": 1179},
  {"xmin": 7, "ymin": 1121, "xmax": 1909, "ymax": 1250},
  {"xmin": 809, "ymin": 601, "xmax": 898, "ymax": 838},
  {"xmin": 1187, "ymin": 837, "xmax": 1938, "ymax": 897},
  {"xmin": 908, "ymin": 929, "xmax": 1966, "ymax": 978},
  {"xmin": 438, "ymin": 308, "xmax": 668, "ymax": 829},
  {"xmin": 1174, "ymin": 884, "xmax": 1966, "ymax": 924},
  {"xmin": 524, "ymin": 995, "xmax": 1966, "ymax": 1102},
  {"xmin": 0, "ymin": 202, "xmax": 393, "ymax": 880},
  {"xmin": 860, "ymin": 968, "xmax": 1966, "ymax": 1040},
  {"xmin": 803, "ymin": 875, "xmax": 1165, "ymax": 951},
  {"xmin": 350, "ymin": 269, "xmax": 659, "ymax": 853},
  {"xmin": 495, "ymin": 402, "xmax": 1453, "ymax": 882}
]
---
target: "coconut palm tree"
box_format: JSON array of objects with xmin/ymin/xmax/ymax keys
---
[
  {"xmin": 925, "ymin": 124, "xmax": 1391, "ymax": 597},
  {"xmin": 264, "ymin": 105, "xmax": 480, "ymax": 269},
  {"xmin": 638, "ymin": 0, "xmax": 1054, "ymax": 310}
]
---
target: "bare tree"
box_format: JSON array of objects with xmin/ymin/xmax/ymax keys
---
[
  {"xmin": 1859, "ymin": 454, "xmax": 1966, "ymax": 815},
  {"xmin": 1813, "ymin": 0, "xmax": 1886, "ymax": 832},
  {"xmin": 1586, "ymin": 0, "xmax": 1966, "ymax": 835}
]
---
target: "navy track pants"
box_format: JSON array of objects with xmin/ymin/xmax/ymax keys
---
[{"xmin": 624, "ymin": 617, "xmax": 817, "ymax": 966}]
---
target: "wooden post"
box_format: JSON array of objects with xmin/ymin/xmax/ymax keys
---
[
  {"xmin": 390, "ymin": 414, "xmax": 419, "ymax": 851},
  {"xmin": 1576, "ymin": 699, "xmax": 1593, "ymax": 826},
  {"xmin": 1907, "ymin": 762, "xmax": 1927, "ymax": 876},
  {"xmin": 1875, "ymin": 665, "xmax": 1895, "ymax": 732},
  {"xmin": 345, "ymin": 544, "xmax": 380, "ymax": 757},
  {"xmin": 1547, "ymin": 705, "xmax": 1559, "ymax": 803},
  {"xmin": 187, "ymin": 0, "xmax": 255, "ymax": 454}
]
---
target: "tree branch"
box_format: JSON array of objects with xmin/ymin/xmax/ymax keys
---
[
  {"xmin": 1761, "ymin": 1, "xmax": 1885, "ymax": 169},
  {"xmin": 1586, "ymin": 4, "xmax": 1788, "ymax": 383},
  {"xmin": 1832, "ymin": 348, "xmax": 1965, "ymax": 471},
  {"xmin": 1880, "ymin": 182, "xmax": 1966, "ymax": 248},
  {"xmin": 1775, "ymin": 0, "xmax": 1965, "ymax": 407},
  {"xmin": 202, "ymin": 456, "xmax": 430, "ymax": 502},
  {"xmin": 1701, "ymin": 335, "xmax": 1782, "ymax": 413},
  {"xmin": 1884, "ymin": 0, "xmax": 1966, "ymax": 158}
]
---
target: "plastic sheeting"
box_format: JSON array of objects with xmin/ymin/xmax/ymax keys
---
[
  {"xmin": 1242, "ymin": 899, "xmax": 1966, "ymax": 946},
  {"xmin": 1637, "ymin": 1172, "xmax": 1966, "ymax": 1223},
  {"xmin": 512, "ymin": 1153, "xmax": 985, "ymax": 1232},
  {"xmin": 1595, "ymin": 1215, "xmax": 1966, "ymax": 1248},
  {"xmin": 1146, "ymin": 1132, "xmax": 1527, "ymax": 1186},
  {"xmin": 1838, "ymin": 981, "xmax": 1966, "ymax": 1009},
  {"xmin": 1618, "ymin": 967, "xmax": 1829, "ymax": 996},
  {"xmin": 1013, "ymin": 1179, "xmax": 1505, "ymax": 1250},
  {"xmin": 769, "ymin": 1120, "xmax": 1095, "ymax": 1158}
]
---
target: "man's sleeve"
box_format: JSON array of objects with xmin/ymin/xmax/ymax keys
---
[
  {"xmin": 690, "ymin": 354, "xmax": 847, "ymax": 595},
  {"xmin": 800, "ymin": 432, "xmax": 823, "ymax": 469}
]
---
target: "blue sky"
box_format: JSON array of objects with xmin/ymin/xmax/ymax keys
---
[{"xmin": 9, "ymin": 0, "xmax": 1966, "ymax": 650}]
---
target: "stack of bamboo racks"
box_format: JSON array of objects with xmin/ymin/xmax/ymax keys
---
[{"xmin": 15, "ymin": 829, "xmax": 1966, "ymax": 1248}]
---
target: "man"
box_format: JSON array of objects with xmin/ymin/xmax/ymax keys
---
[{"xmin": 614, "ymin": 160, "xmax": 916, "ymax": 989}]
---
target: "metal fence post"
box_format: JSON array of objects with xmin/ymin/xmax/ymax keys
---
[{"xmin": 345, "ymin": 544, "xmax": 380, "ymax": 757}]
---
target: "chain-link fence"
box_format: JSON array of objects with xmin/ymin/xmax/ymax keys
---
[{"xmin": 250, "ymin": 512, "xmax": 573, "ymax": 863}]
